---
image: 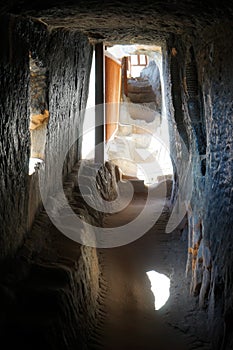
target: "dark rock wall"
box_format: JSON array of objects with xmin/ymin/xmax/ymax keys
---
[
  {"xmin": 0, "ymin": 160, "xmax": 120, "ymax": 350},
  {"xmin": 197, "ymin": 26, "xmax": 233, "ymax": 350},
  {"xmin": 0, "ymin": 15, "xmax": 30, "ymax": 259},
  {"xmin": 0, "ymin": 16, "xmax": 93, "ymax": 259},
  {"xmin": 28, "ymin": 21, "xmax": 93, "ymax": 230},
  {"xmin": 45, "ymin": 28, "xmax": 93, "ymax": 185},
  {"xmin": 166, "ymin": 25, "xmax": 233, "ymax": 349}
]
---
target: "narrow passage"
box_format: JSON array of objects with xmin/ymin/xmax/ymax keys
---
[{"xmin": 92, "ymin": 181, "xmax": 189, "ymax": 350}]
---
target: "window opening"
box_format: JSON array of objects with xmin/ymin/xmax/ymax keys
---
[{"xmin": 29, "ymin": 52, "xmax": 49, "ymax": 175}]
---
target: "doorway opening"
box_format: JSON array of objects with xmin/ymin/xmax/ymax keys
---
[
  {"xmin": 82, "ymin": 44, "xmax": 173, "ymax": 187},
  {"xmin": 105, "ymin": 44, "xmax": 173, "ymax": 185}
]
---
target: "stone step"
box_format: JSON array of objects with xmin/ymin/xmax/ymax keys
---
[
  {"xmin": 128, "ymin": 92, "xmax": 156, "ymax": 103},
  {"xmin": 128, "ymin": 80, "xmax": 153, "ymax": 93},
  {"xmin": 129, "ymin": 179, "xmax": 148, "ymax": 193}
]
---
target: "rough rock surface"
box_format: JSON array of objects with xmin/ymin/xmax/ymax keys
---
[
  {"xmin": 8, "ymin": 1, "xmax": 233, "ymax": 45},
  {"xmin": 0, "ymin": 160, "xmax": 120, "ymax": 349},
  {"xmin": 166, "ymin": 26, "xmax": 233, "ymax": 349},
  {"xmin": 0, "ymin": 17, "xmax": 92, "ymax": 258},
  {"xmin": 0, "ymin": 1, "xmax": 233, "ymax": 349}
]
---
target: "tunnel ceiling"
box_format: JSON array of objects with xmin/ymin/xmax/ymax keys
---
[{"xmin": 3, "ymin": 0, "xmax": 233, "ymax": 44}]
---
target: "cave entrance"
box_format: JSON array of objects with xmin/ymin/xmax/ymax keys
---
[
  {"xmin": 105, "ymin": 44, "xmax": 173, "ymax": 185},
  {"xmin": 82, "ymin": 44, "xmax": 173, "ymax": 185}
]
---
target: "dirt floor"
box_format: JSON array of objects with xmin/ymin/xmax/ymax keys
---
[
  {"xmin": 0, "ymin": 178, "xmax": 210, "ymax": 350},
  {"xmin": 91, "ymin": 184, "xmax": 211, "ymax": 350}
]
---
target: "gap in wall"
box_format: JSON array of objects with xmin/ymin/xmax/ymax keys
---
[{"xmin": 28, "ymin": 52, "xmax": 49, "ymax": 175}]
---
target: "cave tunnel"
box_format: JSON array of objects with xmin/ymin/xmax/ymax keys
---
[{"xmin": 0, "ymin": 1, "xmax": 233, "ymax": 349}]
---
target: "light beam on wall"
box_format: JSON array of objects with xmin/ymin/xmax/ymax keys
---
[{"xmin": 146, "ymin": 270, "xmax": 170, "ymax": 310}]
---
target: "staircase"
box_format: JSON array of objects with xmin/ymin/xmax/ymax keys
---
[
  {"xmin": 127, "ymin": 77, "xmax": 157, "ymax": 104},
  {"xmin": 106, "ymin": 75, "xmax": 162, "ymax": 186}
]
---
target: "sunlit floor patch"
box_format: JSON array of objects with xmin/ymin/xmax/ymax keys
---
[{"xmin": 146, "ymin": 270, "xmax": 170, "ymax": 310}]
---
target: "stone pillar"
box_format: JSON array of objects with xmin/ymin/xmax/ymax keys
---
[{"xmin": 95, "ymin": 43, "xmax": 105, "ymax": 163}]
